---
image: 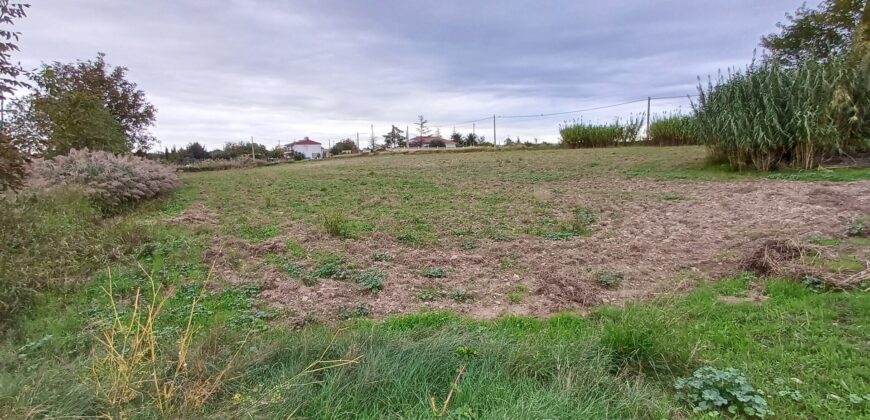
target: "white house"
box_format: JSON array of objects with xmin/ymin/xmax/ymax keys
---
[{"xmin": 289, "ymin": 137, "xmax": 324, "ymax": 159}]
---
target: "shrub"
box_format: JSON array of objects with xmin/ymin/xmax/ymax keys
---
[
  {"xmin": 26, "ymin": 149, "xmax": 179, "ymax": 211},
  {"xmin": 0, "ymin": 131, "xmax": 28, "ymax": 192},
  {"xmin": 648, "ymin": 113, "xmax": 697, "ymax": 146},
  {"xmin": 311, "ymin": 254, "xmax": 345, "ymax": 279},
  {"xmin": 693, "ymin": 56, "xmax": 869, "ymax": 171},
  {"xmin": 371, "ymin": 251, "xmax": 392, "ymax": 262},
  {"xmin": 674, "ymin": 366, "xmax": 771, "ymax": 418},
  {"xmin": 559, "ymin": 116, "xmax": 643, "ymax": 148},
  {"xmin": 429, "ymin": 139, "xmax": 446, "ymax": 148},
  {"xmin": 846, "ymin": 219, "xmax": 866, "ymax": 237},
  {"xmin": 337, "ymin": 303, "xmax": 371, "ymax": 320},
  {"xmin": 356, "ymin": 270, "xmax": 386, "ymax": 293},
  {"xmin": 449, "ymin": 289, "xmax": 474, "ymax": 303}
]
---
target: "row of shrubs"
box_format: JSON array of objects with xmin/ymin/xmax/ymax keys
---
[{"xmin": 558, "ymin": 116, "xmax": 644, "ymax": 148}]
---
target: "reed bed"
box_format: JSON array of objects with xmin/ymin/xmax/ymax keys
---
[
  {"xmin": 559, "ymin": 116, "xmax": 643, "ymax": 148},
  {"xmin": 648, "ymin": 113, "xmax": 698, "ymax": 146}
]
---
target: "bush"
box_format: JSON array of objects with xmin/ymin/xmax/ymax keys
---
[
  {"xmin": 26, "ymin": 149, "xmax": 179, "ymax": 211},
  {"xmin": 559, "ymin": 117, "xmax": 643, "ymax": 148},
  {"xmin": 674, "ymin": 366, "xmax": 771, "ymax": 418},
  {"xmin": 319, "ymin": 209, "xmax": 350, "ymax": 238},
  {"xmin": 429, "ymin": 139, "xmax": 446, "ymax": 148},
  {"xmin": 356, "ymin": 270, "xmax": 386, "ymax": 293},
  {"xmin": 594, "ymin": 271, "xmax": 624, "ymax": 289}
]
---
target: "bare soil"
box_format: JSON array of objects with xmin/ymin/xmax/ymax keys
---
[{"xmin": 198, "ymin": 178, "xmax": 870, "ymax": 323}]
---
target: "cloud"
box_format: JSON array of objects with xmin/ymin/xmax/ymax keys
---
[{"xmin": 15, "ymin": 0, "xmax": 804, "ymax": 148}]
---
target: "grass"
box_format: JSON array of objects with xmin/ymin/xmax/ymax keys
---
[{"xmin": 2, "ymin": 146, "xmax": 868, "ymax": 418}]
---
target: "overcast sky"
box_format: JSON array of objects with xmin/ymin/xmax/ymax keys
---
[{"xmin": 15, "ymin": 0, "xmax": 804, "ymax": 149}]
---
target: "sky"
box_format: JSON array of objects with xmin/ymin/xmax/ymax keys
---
[{"xmin": 14, "ymin": 0, "xmax": 805, "ymax": 150}]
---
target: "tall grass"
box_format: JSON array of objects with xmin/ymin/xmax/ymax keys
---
[
  {"xmin": 693, "ymin": 54, "xmax": 870, "ymax": 170},
  {"xmin": 648, "ymin": 113, "xmax": 698, "ymax": 146},
  {"xmin": 559, "ymin": 116, "xmax": 643, "ymax": 148}
]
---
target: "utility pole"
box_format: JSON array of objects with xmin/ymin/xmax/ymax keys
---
[
  {"xmin": 406, "ymin": 125, "xmax": 409, "ymax": 149},
  {"xmin": 250, "ymin": 136, "xmax": 256, "ymax": 159},
  {"xmin": 493, "ymin": 115, "xmax": 496, "ymax": 147},
  {"xmin": 472, "ymin": 122, "xmax": 475, "ymax": 138},
  {"xmin": 370, "ymin": 124, "xmax": 375, "ymax": 150},
  {"xmin": 356, "ymin": 132, "xmax": 360, "ymax": 150},
  {"xmin": 646, "ymin": 96, "xmax": 651, "ymax": 141}
]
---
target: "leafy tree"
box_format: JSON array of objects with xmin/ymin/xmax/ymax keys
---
[
  {"xmin": 383, "ymin": 125, "xmax": 405, "ymax": 148},
  {"xmin": 504, "ymin": 137, "xmax": 514, "ymax": 146},
  {"xmin": 0, "ymin": 1, "xmax": 29, "ymax": 192},
  {"xmin": 184, "ymin": 142, "xmax": 209, "ymax": 160},
  {"xmin": 36, "ymin": 91, "xmax": 127, "ymax": 156},
  {"xmin": 450, "ymin": 131, "xmax": 463, "ymax": 146},
  {"xmin": 761, "ymin": 0, "xmax": 868, "ymax": 66},
  {"xmin": 464, "ymin": 132, "xmax": 479, "ymax": 146},
  {"xmin": 429, "ymin": 139, "xmax": 446, "ymax": 148},
  {"xmin": 266, "ymin": 145, "xmax": 285, "ymax": 159},
  {"xmin": 222, "ymin": 141, "xmax": 267, "ymax": 159},
  {"xmin": 330, "ymin": 138, "xmax": 359, "ymax": 155},
  {"xmin": 29, "ymin": 53, "xmax": 157, "ymax": 152}
]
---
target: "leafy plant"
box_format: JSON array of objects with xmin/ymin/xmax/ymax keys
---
[
  {"xmin": 648, "ymin": 112, "xmax": 697, "ymax": 146},
  {"xmin": 337, "ymin": 303, "xmax": 371, "ymax": 320},
  {"xmin": 594, "ymin": 271, "xmax": 624, "ymax": 289},
  {"xmin": 319, "ymin": 209, "xmax": 350, "ymax": 238},
  {"xmin": 423, "ymin": 267, "xmax": 447, "ymax": 278},
  {"xmin": 311, "ymin": 254, "xmax": 345, "ymax": 279},
  {"xmin": 371, "ymin": 251, "xmax": 392, "ymax": 262},
  {"xmin": 674, "ymin": 366, "xmax": 771, "ymax": 418},
  {"xmin": 559, "ymin": 116, "xmax": 644, "ymax": 148},
  {"xmin": 846, "ymin": 219, "xmax": 866, "ymax": 237},
  {"xmin": 450, "ymin": 289, "xmax": 474, "ymax": 303},
  {"xmin": 356, "ymin": 270, "xmax": 386, "ymax": 293},
  {"xmin": 415, "ymin": 288, "xmax": 438, "ymax": 302}
]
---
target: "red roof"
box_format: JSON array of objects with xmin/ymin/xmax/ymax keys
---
[{"xmin": 292, "ymin": 138, "xmax": 321, "ymax": 146}]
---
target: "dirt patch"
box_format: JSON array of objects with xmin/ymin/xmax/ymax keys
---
[
  {"xmin": 200, "ymin": 178, "xmax": 870, "ymax": 323},
  {"xmin": 166, "ymin": 204, "xmax": 217, "ymax": 225}
]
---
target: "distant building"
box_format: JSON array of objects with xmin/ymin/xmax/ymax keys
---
[
  {"xmin": 288, "ymin": 137, "xmax": 324, "ymax": 159},
  {"xmin": 408, "ymin": 136, "xmax": 457, "ymax": 148}
]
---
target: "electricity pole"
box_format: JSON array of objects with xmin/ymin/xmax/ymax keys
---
[
  {"xmin": 250, "ymin": 136, "xmax": 256, "ymax": 159},
  {"xmin": 646, "ymin": 96, "xmax": 651, "ymax": 141},
  {"xmin": 493, "ymin": 115, "xmax": 496, "ymax": 147},
  {"xmin": 370, "ymin": 124, "xmax": 375, "ymax": 150},
  {"xmin": 406, "ymin": 125, "xmax": 409, "ymax": 149},
  {"xmin": 356, "ymin": 132, "xmax": 360, "ymax": 150}
]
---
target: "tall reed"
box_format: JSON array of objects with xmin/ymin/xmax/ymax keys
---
[
  {"xmin": 648, "ymin": 113, "xmax": 698, "ymax": 146},
  {"xmin": 559, "ymin": 116, "xmax": 643, "ymax": 148},
  {"xmin": 693, "ymin": 54, "xmax": 869, "ymax": 170}
]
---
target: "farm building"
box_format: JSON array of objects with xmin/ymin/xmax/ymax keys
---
[
  {"xmin": 288, "ymin": 137, "xmax": 324, "ymax": 159},
  {"xmin": 409, "ymin": 136, "xmax": 457, "ymax": 148}
]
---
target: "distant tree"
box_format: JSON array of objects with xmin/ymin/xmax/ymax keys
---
[
  {"xmin": 450, "ymin": 131, "xmax": 463, "ymax": 146},
  {"xmin": 222, "ymin": 141, "xmax": 267, "ymax": 159},
  {"xmin": 208, "ymin": 148, "xmax": 226, "ymax": 160},
  {"xmin": 415, "ymin": 115, "xmax": 430, "ymax": 140},
  {"xmin": 761, "ymin": 0, "xmax": 868, "ymax": 66},
  {"xmin": 290, "ymin": 150, "xmax": 305, "ymax": 161},
  {"xmin": 464, "ymin": 132, "xmax": 479, "ymax": 146},
  {"xmin": 330, "ymin": 138, "xmax": 359, "ymax": 155},
  {"xmin": 429, "ymin": 139, "xmax": 446, "ymax": 148},
  {"xmin": 184, "ymin": 142, "xmax": 209, "ymax": 160},
  {"xmin": 383, "ymin": 125, "xmax": 405, "ymax": 148},
  {"xmin": 504, "ymin": 137, "xmax": 514, "ymax": 146},
  {"xmin": 29, "ymin": 53, "xmax": 158, "ymax": 152},
  {"xmin": 0, "ymin": 1, "xmax": 29, "ymax": 192}
]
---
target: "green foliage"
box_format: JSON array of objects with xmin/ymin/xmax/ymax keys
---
[
  {"xmin": 337, "ymin": 303, "xmax": 371, "ymax": 320},
  {"xmin": 356, "ymin": 270, "xmax": 386, "ymax": 293},
  {"xmin": 559, "ymin": 116, "xmax": 643, "ymax": 148},
  {"xmin": 371, "ymin": 251, "xmax": 392, "ymax": 262},
  {"xmin": 594, "ymin": 271, "xmax": 624, "ymax": 289},
  {"xmin": 422, "ymin": 267, "xmax": 446, "ymax": 278},
  {"xmin": 449, "ymin": 289, "xmax": 474, "ymax": 303},
  {"xmin": 761, "ymin": 0, "xmax": 867, "ymax": 67},
  {"xmin": 674, "ymin": 366, "xmax": 772, "ymax": 418},
  {"xmin": 428, "ymin": 139, "xmax": 446, "ymax": 148},
  {"xmin": 0, "ymin": 131, "xmax": 28, "ymax": 192},
  {"xmin": 33, "ymin": 91, "xmax": 128, "ymax": 156},
  {"xmin": 846, "ymin": 218, "xmax": 867, "ymax": 236},
  {"xmin": 694, "ymin": 57, "xmax": 869, "ymax": 170},
  {"xmin": 648, "ymin": 113, "xmax": 697, "ymax": 146},
  {"xmin": 330, "ymin": 139, "xmax": 359, "ymax": 156},
  {"xmin": 311, "ymin": 253, "xmax": 345, "ymax": 279},
  {"xmin": 319, "ymin": 209, "xmax": 350, "ymax": 238}
]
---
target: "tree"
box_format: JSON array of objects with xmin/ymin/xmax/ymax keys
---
[
  {"xmin": 416, "ymin": 115, "xmax": 430, "ymax": 140},
  {"xmin": 761, "ymin": 0, "xmax": 868, "ymax": 66},
  {"xmin": 429, "ymin": 139, "xmax": 446, "ymax": 148},
  {"xmin": 450, "ymin": 131, "xmax": 463, "ymax": 146},
  {"xmin": 184, "ymin": 142, "xmax": 209, "ymax": 160},
  {"xmin": 222, "ymin": 141, "xmax": 267, "ymax": 159},
  {"xmin": 35, "ymin": 91, "xmax": 127, "ymax": 156},
  {"xmin": 30, "ymin": 53, "xmax": 157, "ymax": 152},
  {"xmin": 504, "ymin": 137, "xmax": 514, "ymax": 146},
  {"xmin": 0, "ymin": 1, "xmax": 29, "ymax": 192},
  {"xmin": 464, "ymin": 132, "xmax": 479, "ymax": 146},
  {"xmin": 383, "ymin": 125, "xmax": 405, "ymax": 148},
  {"xmin": 330, "ymin": 138, "xmax": 359, "ymax": 155}
]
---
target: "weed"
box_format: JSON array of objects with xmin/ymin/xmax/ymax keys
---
[
  {"xmin": 319, "ymin": 209, "xmax": 351, "ymax": 238},
  {"xmin": 674, "ymin": 366, "xmax": 771, "ymax": 418},
  {"xmin": 416, "ymin": 288, "xmax": 438, "ymax": 302},
  {"xmin": 356, "ymin": 270, "xmax": 386, "ymax": 293},
  {"xmin": 461, "ymin": 241, "xmax": 479, "ymax": 250},
  {"xmin": 311, "ymin": 253, "xmax": 345, "ymax": 279},
  {"xmin": 594, "ymin": 271, "xmax": 624, "ymax": 289},
  {"xmin": 507, "ymin": 292, "xmax": 523, "ymax": 304},
  {"xmin": 423, "ymin": 267, "xmax": 447, "ymax": 278},
  {"xmin": 846, "ymin": 219, "xmax": 867, "ymax": 237},
  {"xmin": 659, "ymin": 193, "xmax": 685, "ymax": 201},
  {"xmin": 371, "ymin": 251, "xmax": 392, "ymax": 262},
  {"xmin": 337, "ymin": 303, "xmax": 371, "ymax": 320},
  {"xmin": 449, "ymin": 289, "xmax": 474, "ymax": 303}
]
